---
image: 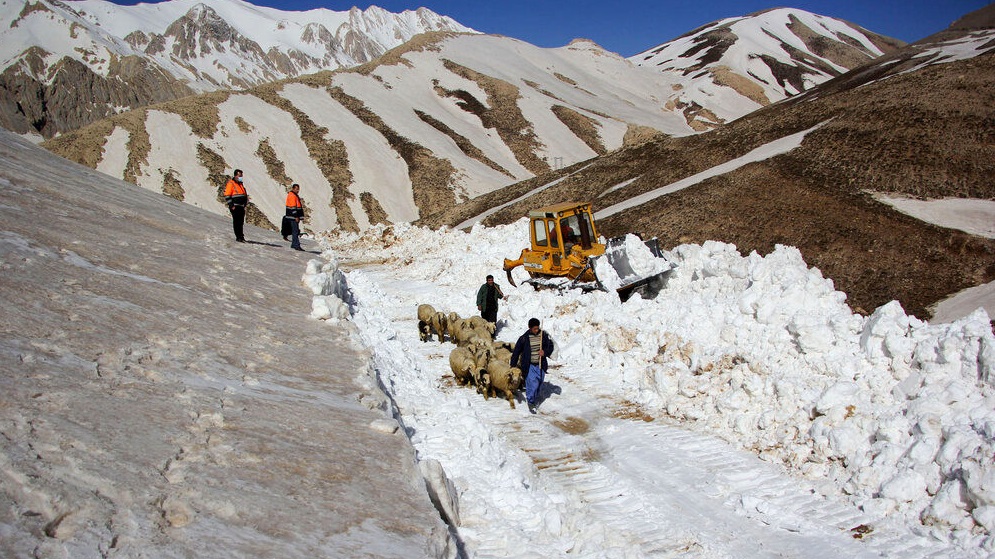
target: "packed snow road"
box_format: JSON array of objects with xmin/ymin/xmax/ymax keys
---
[{"xmin": 307, "ymin": 223, "xmax": 994, "ymax": 558}]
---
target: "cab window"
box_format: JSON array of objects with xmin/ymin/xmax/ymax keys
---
[
  {"xmin": 532, "ymin": 219, "xmax": 549, "ymax": 247},
  {"xmin": 560, "ymin": 216, "xmax": 579, "ymax": 244}
]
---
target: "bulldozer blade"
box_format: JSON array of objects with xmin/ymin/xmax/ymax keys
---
[{"xmin": 593, "ymin": 236, "xmax": 675, "ymax": 301}]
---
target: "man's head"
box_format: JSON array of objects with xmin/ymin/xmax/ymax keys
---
[
  {"xmin": 486, "ymin": 275, "xmax": 494, "ymax": 283},
  {"xmin": 528, "ymin": 317, "xmax": 540, "ymax": 333},
  {"xmin": 291, "ymin": 183, "xmax": 300, "ymax": 193},
  {"xmin": 233, "ymin": 169, "xmax": 243, "ymax": 178}
]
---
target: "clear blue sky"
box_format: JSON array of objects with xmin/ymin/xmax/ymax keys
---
[{"xmin": 111, "ymin": 1, "xmax": 992, "ymax": 56}]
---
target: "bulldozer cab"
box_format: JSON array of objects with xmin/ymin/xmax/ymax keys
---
[{"xmin": 529, "ymin": 202, "xmax": 597, "ymax": 254}]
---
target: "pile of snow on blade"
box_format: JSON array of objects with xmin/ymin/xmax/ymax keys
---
[{"xmin": 310, "ymin": 220, "xmax": 995, "ymax": 551}]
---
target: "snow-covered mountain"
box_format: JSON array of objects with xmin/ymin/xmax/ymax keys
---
[
  {"xmin": 37, "ymin": 6, "xmax": 905, "ymax": 238},
  {"xmin": 630, "ymin": 8, "xmax": 904, "ymax": 127},
  {"xmin": 0, "ymin": 0, "xmax": 475, "ymax": 138},
  {"xmin": 42, "ymin": 33, "xmax": 702, "ymax": 234}
]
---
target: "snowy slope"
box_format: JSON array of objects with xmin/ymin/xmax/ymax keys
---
[
  {"xmin": 44, "ymin": 33, "xmax": 696, "ymax": 234},
  {"xmin": 630, "ymin": 8, "xmax": 904, "ymax": 123},
  {"xmin": 0, "ymin": 128, "xmax": 453, "ymax": 558}
]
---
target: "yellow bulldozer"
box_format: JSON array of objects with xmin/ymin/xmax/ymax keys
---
[{"xmin": 502, "ymin": 202, "xmax": 675, "ymax": 301}]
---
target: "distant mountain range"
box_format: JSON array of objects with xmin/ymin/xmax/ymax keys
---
[
  {"xmin": 0, "ymin": 0, "xmax": 474, "ymax": 137},
  {"xmin": 36, "ymin": 5, "xmax": 901, "ymax": 232}
]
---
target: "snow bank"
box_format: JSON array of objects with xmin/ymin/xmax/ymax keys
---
[
  {"xmin": 304, "ymin": 257, "xmax": 352, "ymax": 321},
  {"xmin": 312, "ymin": 221, "xmax": 995, "ymax": 554}
]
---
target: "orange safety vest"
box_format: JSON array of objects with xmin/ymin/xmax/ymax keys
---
[
  {"xmin": 285, "ymin": 191, "xmax": 303, "ymax": 219},
  {"xmin": 285, "ymin": 191, "xmax": 302, "ymax": 210},
  {"xmin": 224, "ymin": 178, "xmax": 248, "ymax": 206},
  {"xmin": 224, "ymin": 179, "xmax": 247, "ymax": 197}
]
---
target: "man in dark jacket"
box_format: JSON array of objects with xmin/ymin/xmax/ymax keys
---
[
  {"xmin": 476, "ymin": 274, "xmax": 506, "ymax": 323},
  {"xmin": 510, "ymin": 318, "xmax": 554, "ymax": 414},
  {"xmin": 283, "ymin": 183, "xmax": 304, "ymax": 251},
  {"xmin": 223, "ymin": 169, "xmax": 249, "ymax": 242}
]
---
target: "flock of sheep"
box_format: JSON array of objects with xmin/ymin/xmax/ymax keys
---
[{"xmin": 417, "ymin": 304, "xmax": 523, "ymax": 408}]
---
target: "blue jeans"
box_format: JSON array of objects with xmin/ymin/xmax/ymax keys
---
[{"xmin": 525, "ymin": 364, "xmax": 544, "ymax": 405}]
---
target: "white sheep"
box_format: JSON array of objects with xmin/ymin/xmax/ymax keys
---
[
  {"xmin": 486, "ymin": 359, "xmax": 523, "ymax": 409},
  {"xmin": 446, "ymin": 312, "xmax": 461, "ymax": 338},
  {"xmin": 466, "ymin": 316, "xmax": 495, "ymax": 335},
  {"xmin": 490, "ymin": 343, "xmax": 512, "ymax": 365},
  {"xmin": 449, "ymin": 347, "xmax": 478, "ymax": 387},
  {"xmin": 471, "ymin": 347, "xmax": 492, "ymax": 396},
  {"xmin": 430, "ymin": 311, "xmax": 449, "ymax": 343},
  {"xmin": 417, "ymin": 303, "xmax": 436, "ymax": 324},
  {"xmin": 417, "ymin": 304, "xmax": 437, "ymax": 340},
  {"xmin": 451, "ymin": 324, "xmax": 476, "ymax": 346}
]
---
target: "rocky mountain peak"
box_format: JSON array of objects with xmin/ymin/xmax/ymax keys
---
[
  {"xmin": 0, "ymin": 0, "xmax": 477, "ymax": 139},
  {"xmin": 630, "ymin": 7, "xmax": 904, "ymax": 129},
  {"xmin": 301, "ymin": 22, "xmax": 334, "ymax": 47},
  {"xmin": 949, "ymin": 3, "xmax": 995, "ymax": 32}
]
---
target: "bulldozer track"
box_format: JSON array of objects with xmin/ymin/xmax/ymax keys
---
[{"xmin": 482, "ymin": 402, "xmax": 951, "ymax": 559}]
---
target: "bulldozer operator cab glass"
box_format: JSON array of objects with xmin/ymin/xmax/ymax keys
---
[
  {"xmin": 533, "ymin": 219, "xmax": 550, "ymax": 247},
  {"xmin": 577, "ymin": 212, "xmax": 595, "ymax": 248},
  {"xmin": 560, "ymin": 216, "xmax": 579, "ymax": 244}
]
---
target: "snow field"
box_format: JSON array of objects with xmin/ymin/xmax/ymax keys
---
[
  {"xmin": 307, "ymin": 220, "xmax": 995, "ymax": 557},
  {"xmin": 280, "ymin": 82, "xmax": 418, "ymax": 227}
]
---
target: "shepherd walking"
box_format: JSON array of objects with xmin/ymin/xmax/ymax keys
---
[
  {"xmin": 283, "ymin": 183, "xmax": 304, "ymax": 251},
  {"xmin": 511, "ymin": 318, "xmax": 554, "ymax": 414},
  {"xmin": 476, "ymin": 274, "xmax": 506, "ymax": 323}
]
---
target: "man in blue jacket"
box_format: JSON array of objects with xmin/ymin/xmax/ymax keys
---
[{"xmin": 511, "ymin": 318, "xmax": 554, "ymax": 414}]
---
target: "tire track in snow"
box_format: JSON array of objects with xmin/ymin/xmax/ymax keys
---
[{"xmin": 553, "ymin": 364, "xmax": 951, "ymax": 559}]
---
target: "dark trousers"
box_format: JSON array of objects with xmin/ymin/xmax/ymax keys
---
[
  {"xmin": 481, "ymin": 307, "xmax": 498, "ymax": 323},
  {"xmin": 289, "ymin": 218, "xmax": 301, "ymax": 249},
  {"xmin": 230, "ymin": 205, "xmax": 245, "ymax": 241}
]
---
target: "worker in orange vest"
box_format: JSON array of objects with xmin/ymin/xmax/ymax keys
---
[
  {"xmin": 223, "ymin": 169, "xmax": 249, "ymax": 242},
  {"xmin": 283, "ymin": 183, "xmax": 304, "ymax": 251}
]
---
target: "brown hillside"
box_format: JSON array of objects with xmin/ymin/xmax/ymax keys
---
[{"xmin": 422, "ymin": 47, "xmax": 995, "ymax": 320}]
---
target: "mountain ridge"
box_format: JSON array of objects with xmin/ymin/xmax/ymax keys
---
[
  {"xmin": 39, "ymin": 8, "xmax": 900, "ymax": 236},
  {"xmin": 0, "ymin": 0, "xmax": 475, "ymax": 138}
]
